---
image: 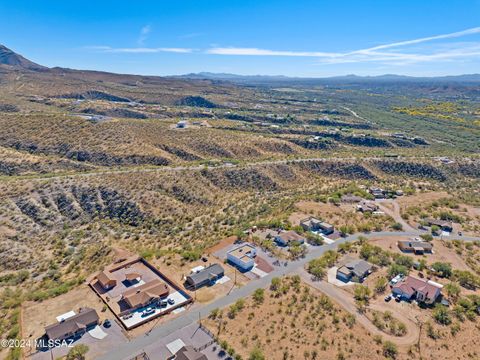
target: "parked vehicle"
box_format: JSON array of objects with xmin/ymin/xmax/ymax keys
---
[
  {"xmin": 384, "ymin": 294, "xmax": 392, "ymax": 302},
  {"xmin": 390, "ymin": 274, "xmax": 404, "ymax": 286},
  {"xmin": 142, "ymin": 307, "xmax": 155, "ymax": 317},
  {"xmin": 122, "ymin": 313, "xmax": 133, "ymax": 320},
  {"xmin": 103, "ymin": 319, "xmax": 111, "ymax": 328},
  {"xmin": 168, "ymin": 298, "xmax": 175, "ymax": 305},
  {"xmin": 395, "ymin": 294, "xmax": 402, "ymax": 302},
  {"xmin": 160, "ymin": 300, "xmax": 168, "ymax": 307}
]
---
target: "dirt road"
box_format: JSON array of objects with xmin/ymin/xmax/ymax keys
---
[{"xmin": 297, "ymin": 268, "xmax": 420, "ymax": 346}]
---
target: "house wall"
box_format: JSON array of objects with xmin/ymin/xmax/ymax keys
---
[
  {"xmin": 336, "ymin": 271, "xmax": 351, "ymax": 283},
  {"xmin": 227, "ymin": 254, "xmax": 254, "ymax": 270}
]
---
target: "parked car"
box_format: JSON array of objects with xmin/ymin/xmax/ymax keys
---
[
  {"xmin": 395, "ymin": 294, "xmax": 402, "ymax": 302},
  {"xmin": 160, "ymin": 300, "xmax": 168, "ymax": 307},
  {"xmin": 142, "ymin": 307, "xmax": 155, "ymax": 317},
  {"xmin": 384, "ymin": 294, "xmax": 392, "ymax": 302},
  {"xmin": 168, "ymin": 298, "xmax": 175, "ymax": 305},
  {"xmin": 103, "ymin": 319, "xmax": 111, "ymax": 328},
  {"xmin": 122, "ymin": 313, "xmax": 133, "ymax": 320},
  {"xmin": 390, "ymin": 274, "xmax": 404, "ymax": 286}
]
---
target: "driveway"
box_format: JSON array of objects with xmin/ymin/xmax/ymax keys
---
[
  {"xmin": 99, "ymin": 231, "xmax": 480, "ymax": 360},
  {"xmin": 32, "ymin": 320, "xmax": 127, "ymax": 360},
  {"xmin": 377, "ymin": 199, "xmax": 417, "ymax": 232},
  {"xmin": 298, "ymin": 268, "xmax": 419, "ymax": 346}
]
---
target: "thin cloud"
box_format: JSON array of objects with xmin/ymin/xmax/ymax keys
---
[
  {"xmin": 206, "ymin": 26, "xmax": 480, "ymax": 65},
  {"xmin": 138, "ymin": 25, "xmax": 152, "ymax": 45},
  {"xmin": 86, "ymin": 46, "xmax": 193, "ymax": 53},
  {"xmin": 206, "ymin": 47, "xmax": 340, "ymax": 57}
]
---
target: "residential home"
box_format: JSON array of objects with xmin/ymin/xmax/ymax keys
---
[
  {"xmin": 122, "ymin": 279, "xmax": 169, "ymax": 309},
  {"xmin": 426, "ymin": 218, "xmax": 453, "ymax": 232},
  {"xmin": 175, "ymin": 346, "xmax": 207, "ymax": 360},
  {"xmin": 45, "ymin": 308, "xmax": 99, "ymax": 341},
  {"xmin": 369, "ymin": 187, "xmax": 385, "ymax": 199},
  {"xmin": 185, "ymin": 264, "xmax": 224, "ymax": 289},
  {"xmin": 125, "ymin": 272, "xmax": 142, "ymax": 283},
  {"xmin": 227, "ymin": 243, "xmax": 257, "ymax": 271},
  {"xmin": 336, "ymin": 259, "xmax": 373, "ymax": 283},
  {"xmin": 391, "ymin": 276, "xmax": 442, "ymax": 304},
  {"xmin": 300, "ymin": 217, "xmax": 334, "ymax": 234},
  {"xmin": 341, "ymin": 194, "xmax": 363, "ymax": 203},
  {"xmin": 274, "ymin": 230, "xmax": 306, "ymax": 246},
  {"xmin": 96, "ymin": 270, "xmax": 117, "ymax": 290},
  {"xmin": 398, "ymin": 240, "xmax": 433, "ymax": 254},
  {"xmin": 357, "ymin": 201, "xmax": 379, "ymax": 213}
]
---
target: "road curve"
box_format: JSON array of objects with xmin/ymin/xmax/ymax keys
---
[{"xmin": 100, "ymin": 230, "xmax": 479, "ymax": 360}]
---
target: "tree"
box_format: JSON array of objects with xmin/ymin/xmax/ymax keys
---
[
  {"xmin": 420, "ymin": 233, "xmax": 433, "ymax": 242},
  {"xmin": 354, "ymin": 285, "xmax": 371, "ymax": 311},
  {"xmin": 66, "ymin": 344, "xmax": 89, "ymax": 360},
  {"xmin": 433, "ymin": 304, "xmax": 452, "ymax": 325},
  {"xmin": 391, "ymin": 222, "xmax": 403, "ymax": 231},
  {"xmin": 253, "ymin": 288, "xmax": 265, "ymax": 305},
  {"xmin": 382, "ymin": 341, "xmax": 398, "ymax": 359},
  {"xmin": 388, "ymin": 264, "xmax": 408, "ymax": 278},
  {"xmin": 249, "ymin": 347, "xmax": 265, "ymax": 360},
  {"xmin": 453, "ymin": 270, "xmax": 479, "ymax": 290},
  {"xmin": 374, "ymin": 277, "xmax": 388, "ymax": 294},
  {"xmin": 444, "ymin": 282, "xmax": 461, "ymax": 301},
  {"xmin": 270, "ymin": 277, "xmax": 281, "ymax": 291},
  {"xmin": 431, "ymin": 225, "xmax": 440, "ymax": 235},
  {"xmin": 431, "ymin": 262, "xmax": 452, "ymax": 278}
]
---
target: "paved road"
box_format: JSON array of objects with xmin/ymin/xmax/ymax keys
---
[{"xmin": 100, "ymin": 230, "xmax": 480, "ymax": 360}]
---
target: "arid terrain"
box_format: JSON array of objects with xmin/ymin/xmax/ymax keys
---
[{"xmin": 0, "ymin": 45, "xmax": 479, "ymax": 360}]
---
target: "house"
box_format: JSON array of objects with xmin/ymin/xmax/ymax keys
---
[
  {"xmin": 300, "ymin": 217, "xmax": 334, "ymax": 235},
  {"xmin": 125, "ymin": 272, "xmax": 142, "ymax": 283},
  {"xmin": 185, "ymin": 264, "xmax": 224, "ymax": 289},
  {"xmin": 341, "ymin": 194, "xmax": 363, "ymax": 203},
  {"xmin": 122, "ymin": 279, "xmax": 169, "ymax": 309},
  {"xmin": 227, "ymin": 243, "xmax": 257, "ymax": 271},
  {"xmin": 176, "ymin": 121, "xmax": 187, "ymax": 128},
  {"xmin": 398, "ymin": 240, "xmax": 433, "ymax": 254},
  {"xmin": 274, "ymin": 230, "xmax": 306, "ymax": 246},
  {"xmin": 175, "ymin": 346, "xmax": 207, "ymax": 360},
  {"xmin": 369, "ymin": 187, "xmax": 385, "ymax": 199},
  {"xmin": 336, "ymin": 259, "xmax": 373, "ymax": 283},
  {"xmin": 426, "ymin": 218, "xmax": 453, "ymax": 232},
  {"xmin": 391, "ymin": 276, "xmax": 442, "ymax": 304},
  {"xmin": 357, "ymin": 201, "xmax": 379, "ymax": 213},
  {"xmin": 45, "ymin": 308, "xmax": 99, "ymax": 341},
  {"xmin": 96, "ymin": 270, "xmax": 117, "ymax": 290}
]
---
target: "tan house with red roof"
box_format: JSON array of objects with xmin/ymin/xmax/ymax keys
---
[
  {"xmin": 392, "ymin": 276, "xmax": 442, "ymax": 304},
  {"xmin": 122, "ymin": 279, "xmax": 169, "ymax": 309},
  {"xmin": 96, "ymin": 271, "xmax": 117, "ymax": 290}
]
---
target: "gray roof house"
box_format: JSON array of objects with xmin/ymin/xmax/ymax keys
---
[
  {"xmin": 336, "ymin": 260, "xmax": 373, "ymax": 283},
  {"xmin": 175, "ymin": 346, "xmax": 207, "ymax": 360},
  {"xmin": 45, "ymin": 308, "xmax": 99, "ymax": 341},
  {"xmin": 185, "ymin": 264, "xmax": 224, "ymax": 290}
]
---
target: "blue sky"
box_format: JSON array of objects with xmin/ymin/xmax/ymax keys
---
[{"xmin": 2, "ymin": 0, "xmax": 480, "ymax": 77}]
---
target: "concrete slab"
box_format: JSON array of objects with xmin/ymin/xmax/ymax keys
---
[
  {"xmin": 88, "ymin": 325, "xmax": 108, "ymax": 340},
  {"xmin": 166, "ymin": 339, "xmax": 186, "ymax": 356}
]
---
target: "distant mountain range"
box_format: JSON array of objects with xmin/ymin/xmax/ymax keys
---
[
  {"xmin": 1, "ymin": 44, "xmax": 480, "ymax": 85},
  {"xmin": 175, "ymin": 72, "xmax": 480, "ymax": 85}
]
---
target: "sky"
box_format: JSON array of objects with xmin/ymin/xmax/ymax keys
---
[{"xmin": 1, "ymin": 0, "xmax": 480, "ymax": 77}]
